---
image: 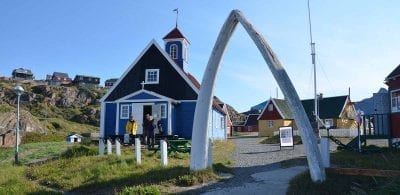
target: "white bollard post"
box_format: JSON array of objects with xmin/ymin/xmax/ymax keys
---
[
  {"xmin": 207, "ymin": 138, "xmax": 213, "ymax": 168},
  {"xmin": 99, "ymin": 138, "xmax": 105, "ymax": 156},
  {"xmin": 135, "ymin": 138, "xmax": 141, "ymax": 164},
  {"xmin": 116, "ymin": 138, "xmax": 121, "ymax": 156},
  {"xmin": 319, "ymin": 137, "xmax": 330, "ymax": 168},
  {"xmin": 107, "ymin": 138, "xmax": 112, "ymax": 155},
  {"xmin": 160, "ymin": 139, "xmax": 168, "ymax": 166}
]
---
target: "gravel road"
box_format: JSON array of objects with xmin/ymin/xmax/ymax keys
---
[{"xmin": 192, "ymin": 135, "xmax": 311, "ymax": 195}]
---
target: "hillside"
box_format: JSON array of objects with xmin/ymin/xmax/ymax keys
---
[{"xmin": 0, "ymin": 80, "xmax": 105, "ymax": 144}]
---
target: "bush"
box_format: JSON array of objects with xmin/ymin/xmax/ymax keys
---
[
  {"xmin": 22, "ymin": 132, "xmax": 64, "ymax": 143},
  {"xmin": 61, "ymin": 145, "xmax": 97, "ymax": 158},
  {"xmin": 120, "ymin": 185, "xmax": 160, "ymax": 195}
]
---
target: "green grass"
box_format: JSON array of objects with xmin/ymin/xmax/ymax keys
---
[
  {"xmin": 287, "ymin": 147, "xmax": 400, "ymax": 194},
  {"xmin": 0, "ymin": 164, "xmax": 56, "ymax": 194},
  {"xmin": 21, "ymin": 117, "xmax": 98, "ymax": 143},
  {"xmin": 0, "ymin": 139, "xmax": 235, "ymax": 194},
  {"xmin": 27, "ymin": 147, "xmax": 217, "ymax": 193},
  {"xmin": 260, "ymin": 135, "xmax": 302, "ymax": 145},
  {"xmin": 0, "ymin": 141, "xmax": 69, "ymax": 165}
]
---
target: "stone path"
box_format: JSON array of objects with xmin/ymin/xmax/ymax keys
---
[{"xmin": 194, "ymin": 136, "xmax": 311, "ymax": 195}]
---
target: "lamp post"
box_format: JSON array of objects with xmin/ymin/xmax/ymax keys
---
[{"xmin": 13, "ymin": 85, "xmax": 24, "ymax": 164}]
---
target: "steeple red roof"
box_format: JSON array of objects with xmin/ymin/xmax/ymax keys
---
[{"xmin": 163, "ymin": 27, "xmax": 188, "ymax": 41}]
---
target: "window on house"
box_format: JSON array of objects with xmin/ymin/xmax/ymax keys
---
[
  {"xmin": 221, "ymin": 117, "xmax": 225, "ymax": 129},
  {"xmin": 268, "ymin": 104, "xmax": 273, "ymax": 111},
  {"xmin": 324, "ymin": 119, "xmax": 333, "ymax": 128},
  {"xmin": 170, "ymin": 44, "xmax": 178, "ymax": 59},
  {"xmin": 267, "ymin": 120, "xmax": 274, "ymax": 128},
  {"xmin": 145, "ymin": 69, "xmax": 159, "ymax": 84},
  {"xmin": 160, "ymin": 104, "xmax": 167, "ymax": 118},
  {"xmin": 120, "ymin": 105, "xmax": 130, "ymax": 119},
  {"xmin": 391, "ymin": 90, "xmax": 400, "ymax": 112}
]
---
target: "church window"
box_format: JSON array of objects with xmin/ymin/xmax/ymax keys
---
[
  {"xmin": 170, "ymin": 44, "xmax": 178, "ymax": 59},
  {"xmin": 145, "ymin": 69, "xmax": 159, "ymax": 84}
]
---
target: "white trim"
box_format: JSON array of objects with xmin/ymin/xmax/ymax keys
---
[
  {"xmin": 160, "ymin": 104, "xmax": 167, "ymax": 118},
  {"xmin": 168, "ymin": 102, "xmax": 172, "ymax": 135},
  {"xmin": 170, "ymin": 44, "xmax": 178, "ymax": 59},
  {"xmin": 115, "ymin": 103, "xmax": 120, "ymax": 135},
  {"xmin": 100, "ymin": 40, "xmax": 199, "ymax": 102},
  {"xmin": 179, "ymin": 100, "xmax": 197, "ymax": 102},
  {"xmin": 100, "ymin": 102, "xmax": 106, "ymax": 137},
  {"xmin": 338, "ymin": 96, "xmax": 350, "ymax": 118},
  {"xmin": 115, "ymin": 89, "xmax": 175, "ymax": 102},
  {"xmin": 145, "ymin": 69, "xmax": 160, "ymax": 84},
  {"xmin": 390, "ymin": 89, "xmax": 400, "ymax": 113},
  {"xmin": 118, "ymin": 99, "xmax": 172, "ymax": 103},
  {"xmin": 163, "ymin": 38, "xmax": 189, "ymax": 44},
  {"xmin": 120, "ymin": 104, "xmax": 130, "ymax": 119},
  {"xmin": 257, "ymin": 99, "xmax": 286, "ymax": 121}
]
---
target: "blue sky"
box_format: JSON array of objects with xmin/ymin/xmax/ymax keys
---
[{"xmin": 1, "ymin": 1, "xmax": 399, "ymax": 112}]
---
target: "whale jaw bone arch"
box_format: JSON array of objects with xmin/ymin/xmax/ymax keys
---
[{"xmin": 189, "ymin": 10, "xmax": 326, "ymax": 182}]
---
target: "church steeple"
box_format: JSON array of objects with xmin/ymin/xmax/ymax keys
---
[{"xmin": 163, "ymin": 27, "xmax": 190, "ymax": 70}]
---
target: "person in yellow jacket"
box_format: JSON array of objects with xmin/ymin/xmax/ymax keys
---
[{"xmin": 125, "ymin": 116, "xmax": 138, "ymax": 143}]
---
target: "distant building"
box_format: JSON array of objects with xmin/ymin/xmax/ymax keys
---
[
  {"xmin": 65, "ymin": 134, "xmax": 83, "ymax": 143},
  {"xmin": 12, "ymin": 68, "xmax": 34, "ymax": 80},
  {"xmin": 258, "ymin": 95, "xmax": 357, "ymax": 136},
  {"xmin": 104, "ymin": 78, "xmax": 118, "ymax": 89},
  {"xmin": 385, "ymin": 64, "xmax": 400, "ymax": 138},
  {"xmin": 73, "ymin": 75, "xmax": 100, "ymax": 88},
  {"xmin": 47, "ymin": 72, "xmax": 72, "ymax": 86},
  {"xmin": 0, "ymin": 76, "xmax": 9, "ymax": 81}
]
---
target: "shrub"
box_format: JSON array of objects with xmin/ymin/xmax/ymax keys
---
[
  {"xmin": 61, "ymin": 145, "xmax": 97, "ymax": 158},
  {"xmin": 120, "ymin": 185, "xmax": 161, "ymax": 195}
]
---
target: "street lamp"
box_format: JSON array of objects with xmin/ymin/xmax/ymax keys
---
[{"xmin": 13, "ymin": 85, "xmax": 24, "ymax": 164}]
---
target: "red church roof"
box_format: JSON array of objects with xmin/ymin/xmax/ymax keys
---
[
  {"xmin": 186, "ymin": 73, "xmax": 225, "ymax": 114},
  {"xmin": 163, "ymin": 27, "xmax": 189, "ymax": 41}
]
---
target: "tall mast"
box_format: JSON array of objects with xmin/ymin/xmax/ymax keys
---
[{"xmin": 308, "ymin": 0, "xmax": 318, "ymax": 126}]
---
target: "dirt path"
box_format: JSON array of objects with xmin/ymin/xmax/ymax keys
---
[{"xmin": 193, "ymin": 136, "xmax": 310, "ymax": 194}]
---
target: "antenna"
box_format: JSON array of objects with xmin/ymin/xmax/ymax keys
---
[
  {"xmin": 173, "ymin": 8, "xmax": 179, "ymax": 27},
  {"xmin": 308, "ymin": 0, "xmax": 318, "ymax": 123}
]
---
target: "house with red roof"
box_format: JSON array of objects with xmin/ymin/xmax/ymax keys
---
[{"xmin": 100, "ymin": 26, "xmax": 228, "ymax": 140}]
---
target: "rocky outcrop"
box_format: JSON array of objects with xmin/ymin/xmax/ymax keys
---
[{"xmin": 0, "ymin": 111, "xmax": 45, "ymax": 147}]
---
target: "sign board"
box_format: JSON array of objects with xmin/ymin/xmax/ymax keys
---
[{"xmin": 279, "ymin": 126, "xmax": 294, "ymax": 148}]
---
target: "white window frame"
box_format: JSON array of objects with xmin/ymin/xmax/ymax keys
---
[
  {"xmin": 120, "ymin": 104, "xmax": 130, "ymax": 119},
  {"xmin": 391, "ymin": 89, "xmax": 400, "ymax": 113},
  {"xmin": 160, "ymin": 104, "xmax": 167, "ymax": 118},
  {"xmin": 268, "ymin": 104, "xmax": 273, "ymax": 111},
  {"xmin": 170, "ymin": 44, "xmax": 178, "ymax": 59},
  {"xmin": 145, "ymin": 69, "xmax": 159, "ymax": 84},
  {"xmin": 267, "ymin": 120, "xmax": 274, "ymax": 128},
  {"xmin": 324, "ymin": 119, "xmax": 334, "ymax": 127}
]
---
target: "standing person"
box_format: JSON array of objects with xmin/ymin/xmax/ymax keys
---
[
  {"xmin": 156, "ymin": 119, "xmax": 164, "ymax": 135},
  {"xmin": 144, "ymin": 114, "xmax": 156, "ymax": 147},
  {"xmin": 125, "ymin": 116, "xmax": 138, "ymax": 144}
]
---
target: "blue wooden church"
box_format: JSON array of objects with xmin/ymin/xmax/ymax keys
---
[{"xmin": 100, "ymin": 27, "xmax": 228, "ymax": 140}]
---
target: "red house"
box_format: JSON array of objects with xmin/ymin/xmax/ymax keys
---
[{"xmin": 385, "ymin": 64, "xmax": 400, "ymax": 138}]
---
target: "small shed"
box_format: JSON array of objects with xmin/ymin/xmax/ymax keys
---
[{"xmin": 66, "ymin": 134, "xmax": 83, "ymax": 143}]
